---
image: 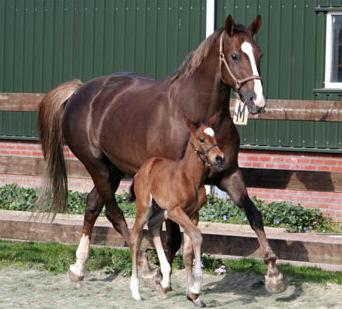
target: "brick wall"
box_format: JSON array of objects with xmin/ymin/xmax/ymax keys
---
[{"xmin": 0, "ymin": 141, "xmax": 341, "ymax": 221}]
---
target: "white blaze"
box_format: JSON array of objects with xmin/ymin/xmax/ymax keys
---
[
  {"xmin": 204, "ymin": 127, "xmax": 215, "ymax": 137},
  {"xmin": 241, "ymin": 42, "xmax": 265, "ymax": 108}
]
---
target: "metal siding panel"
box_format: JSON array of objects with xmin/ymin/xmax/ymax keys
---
[
  {"xmin": 83, "ymin": 0, "xmax": 95, "ymax": 81},
  {"xmin": 72, "ymin": 0, "xmax": 85, "ymax": 81},
  {"xmin": 12, "ymin": 0, "xmax": 24, "ymax": 92},
  {"xmin": 156, "ymin": 1, "xmax": 168, "ymax": 79},
  {"xmin": 102, "ymin": 0, "xmax": 115, "ymax": 75},
  {"xmin": 32, "ymin": 0, "xmax": 45, "ymax": 92},
  {"xmin": 302, "ymin": 0, "xmax": 316, "ymax": 99},
  {"xmin": 267, "ymin": 0, "xmax": 281, "ymax": 98},
  {"xmin": 291, "ymin": 0, "xmax": 305, "ymax": 98},
  {"xmin": 177, "ymin": 0, "xmax": 191, "ymax": 71},
  {"xmin": 145, "ymin": 0, "xmax": 157, "ymax": 77},
  {"xmin": 124, "ymin": 0, "xmax": 136, "ymax": 73},
  {"xmin": 62, "ymin": 0, "xmax": 74, "ymax": 82},
  {"xmin": 0, "ymin": 0, "xmax": 4, "ymax": 90},
  {"xmin": 114, "ymin": 0, "xmax": 125, "ymax": 72},
  {"xmin": 166, "ymin": 0, "xmax": 178, "ymax": 72},
  {"xmin": 3, "ymin": 0, "xmax": 15, "ymax": 92},
  {"xmin": 42, "ymin": 0, "xmax": 55, "ymax": 91},
  {"xmin": 278, "ymin": 0, "xmax": 292, "ymax": 99},
  {"xmin": 134, "ymin": 0, "xmax": 147, "ymax": 75}
]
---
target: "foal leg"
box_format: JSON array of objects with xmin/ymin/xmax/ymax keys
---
[
  {"xmin": 69, "ymin": 187, "xmax": 104, "ymax": 281},
  {"xmin": 167, "ymin": 208, "xmax": 205, "ymax": 308},
  {"xmin": 165, "ymin": 219, "xmax": 182, "ymax": 265},
  {"xmin": 130, "ymin": 201, "xmax": 151, "ymax": 301},
  {"xmin": 147, "ymin": 210, "xmax": 171, "ymax": 293},
  {"xmin": 218, "ymin": 169, "xmax": 285, "ymax": 293}
]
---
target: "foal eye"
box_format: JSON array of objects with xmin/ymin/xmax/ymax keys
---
[{"xmin": 231, "ymin": 53, "xmax": 239, "ymax": 61}]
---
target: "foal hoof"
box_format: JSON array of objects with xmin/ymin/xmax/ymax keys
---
[
  {"xmin": 265, "ymin": 272, "xmax": 286, "ymax": 294},
  {"xmin": 68, "ymin": 270, "xmax": 84, "ymax": 282},
  {"xmin": 157, "ymin": 284, "xmax": 172, "ymax": 294},
  {"xmin": 187, "ymin": 293, "xmax": 207, "ymax": 308}
]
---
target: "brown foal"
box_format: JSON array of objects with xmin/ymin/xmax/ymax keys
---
[{"xmin": 129, "ymin": 117, "xmax": 224, "ymax": 307}]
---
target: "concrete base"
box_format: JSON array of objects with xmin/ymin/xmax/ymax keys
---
[{"xmin": 0, "ymin": 210, "xmax": 341, "ymax": 267}]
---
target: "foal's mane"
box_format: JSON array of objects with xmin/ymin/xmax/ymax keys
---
[{"xmin": 174, "ymin": 24, "xmax": 249, "ymax": 80}]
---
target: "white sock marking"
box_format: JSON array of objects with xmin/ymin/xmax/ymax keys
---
[
  {"xmin": 69, "ymin": 234, "xmax": 89, "ymax": 277},
  {"xmin": 241, "ymin": 41, "xmax": 265, "ymax": 108},
  {"xmin": 152, "ymin": 234, "xmax": 171, "ymax": 289},
  {"xmin": 204, "ymin": 127, "xmax": 214, "ymax": 137},
  {"xmin": 130, "ymin": 275, "xmax": 141, "ymax": 300}
]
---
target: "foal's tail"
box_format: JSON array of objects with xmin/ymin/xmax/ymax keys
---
[
  {"xmin": 37, "ymin": 80, "xmax": 83, "ymax": 217},
  {"xmin": 127, "ymin": 180, "xmax": 136, "ymax": 203}
]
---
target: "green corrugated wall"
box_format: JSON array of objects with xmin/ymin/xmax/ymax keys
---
[{"xmin": 0, "ymin": 0, "xmax": 341, "ymax": 152}]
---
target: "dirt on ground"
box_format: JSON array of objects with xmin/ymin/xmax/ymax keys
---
[{"xmin": 0, "ymin": 267, "xmax": 341, "ymax": 309}]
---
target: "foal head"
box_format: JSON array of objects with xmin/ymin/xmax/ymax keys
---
[
  {"xmin": 219, "ymin": 15, "xmax": 265, "ymax": 114},
  {"xmin": 186, "ymin": 116, "xmax": 224, "ymax": 169}
]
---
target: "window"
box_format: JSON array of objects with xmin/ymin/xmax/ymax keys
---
[{"xmin": 325, "ymin": 13, "xmax": 342, "ymax": 88}]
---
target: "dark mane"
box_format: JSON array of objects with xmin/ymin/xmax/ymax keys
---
[
  {"xmin": 174, "ymin": 31, "xmax": 219, "ymax": 79},
  {"xmin": 174, "ymin": 24, "xmax": 248, "ymax": 80}
]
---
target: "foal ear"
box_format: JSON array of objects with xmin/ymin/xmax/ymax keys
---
[
  {"xmin": 208, "ymin": 113, "xmax": 218, "ymax": 128},
  {"xmin": 248, "ymin": 15, "xmax": 262, "ymax": 36},
  {"xmin": 224, "ymin": 15, "xmax": 236, "ymax": 37},
  {"xmin": 186, "ymin": 118, "xmax": 198, "ymax": 133}
]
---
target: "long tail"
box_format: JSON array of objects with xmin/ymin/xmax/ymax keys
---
[{"xmin": 37, "ymin": 80, "xmax": 83, "ymax": 216}]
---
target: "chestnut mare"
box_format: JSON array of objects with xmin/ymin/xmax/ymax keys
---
[
  {"xmin": 38, "ymin": 15, "xmax": 285, "ymax": 294},
  {"xmin": 129, "ymin": 116, "xmax": 224, "ymax": 306}
]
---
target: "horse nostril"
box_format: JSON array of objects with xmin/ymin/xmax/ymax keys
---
[{"xmin": 215, "ymin": 155, "xmax": 224, "ymax": 165}]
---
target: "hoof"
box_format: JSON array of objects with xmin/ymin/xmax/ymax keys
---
[
  {"xmin": 131, "ymin": 292, "xmax": 142, "ymax": 301},
  {"xmin": 157, "ymin": 283, "xmax": 172, "ymax": 294},
  {"xmin": 265, "ymin": 272, "xmax": 286, "ymax": 294},
  {"xmin": 68, "ymin": 270, "xmax": 84, "ymax": 282},
  {"xmin": 187, "ymin": 293, "xmax": 207, "ymax": 308}
]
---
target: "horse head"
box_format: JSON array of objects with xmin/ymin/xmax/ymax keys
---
[
  {"xmin": 219, "ymin": 15, "xmax": 265, "ymax": 114},
  {"xmin": 186, "ymin": 114, "xmax": 225, "ymax": 169}
]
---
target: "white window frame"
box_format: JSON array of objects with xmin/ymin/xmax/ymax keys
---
[{"xmin": 325, "ymin": 12, "xmax": 342, "ymax": 89}]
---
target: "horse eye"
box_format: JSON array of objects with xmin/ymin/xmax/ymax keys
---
[
  {"xmin": 199, "ymin": 138, "xmax": 205, "ymax": 144},
  {"xmin": 231, "ymin": 53, "xmax": 239, "ymax": 61}
]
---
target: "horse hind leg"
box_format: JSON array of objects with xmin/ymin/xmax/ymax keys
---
[
  {"xmin": 69, "ymin": 187, "xmax": 104, "ymax": 282},
  {"xmin": 69, "ymin": 159, "xmax": 126, "ymax": 282},
  {"xmin": 87, "ymin": 160, "xmax": 130, "ymax": 245}
]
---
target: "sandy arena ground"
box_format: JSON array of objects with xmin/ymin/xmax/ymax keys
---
[{"xmin": 0, "ymin": 267, "xmax": 341, "ymax": 309}]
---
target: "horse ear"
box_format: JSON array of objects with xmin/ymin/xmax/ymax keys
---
[
  {"xmin": 224, "ymin": 15, "xmax": 235, "ymax": 37},
  {"xmin": 249, "ymin": 15, "xmax": 262, "ymax": 36},
  {"xmin": 208, "ymin": 113, "xmax": 218, "ymax": 127},
  {"xmin": 186, "ymin": 118, "xmax": 198, "ymax": 133}
]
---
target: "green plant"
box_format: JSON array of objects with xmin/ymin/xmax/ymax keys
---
[{"xmin": 0, "ymin": 185, "xmax": 335, "ymax": 233}]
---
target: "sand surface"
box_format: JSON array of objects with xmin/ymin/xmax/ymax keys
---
[{"xmin": 0, "ymin": 267, "xmax": 341, "ymax": 309}]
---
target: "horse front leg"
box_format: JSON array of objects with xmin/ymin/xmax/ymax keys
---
[{"xmin": 217, "ymin": 169, "xmax": 286, "ymax": 293}]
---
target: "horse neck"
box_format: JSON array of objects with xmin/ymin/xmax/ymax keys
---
[
  {"xmin": 179, "ymin": 140, "xmax": 208, "ymax": 188},
  {"xmin": 173, "ymin": 36, "xmax": 232, "ymax": 121}
]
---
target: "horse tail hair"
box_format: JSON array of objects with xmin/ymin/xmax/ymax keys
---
[
  {"xmin": 127, "ymin": 179, "xmax": 136, "ymax": 203},
  {"xmin": 37, "ymin": 79, "xmax": 83, "ymax": 218}
]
